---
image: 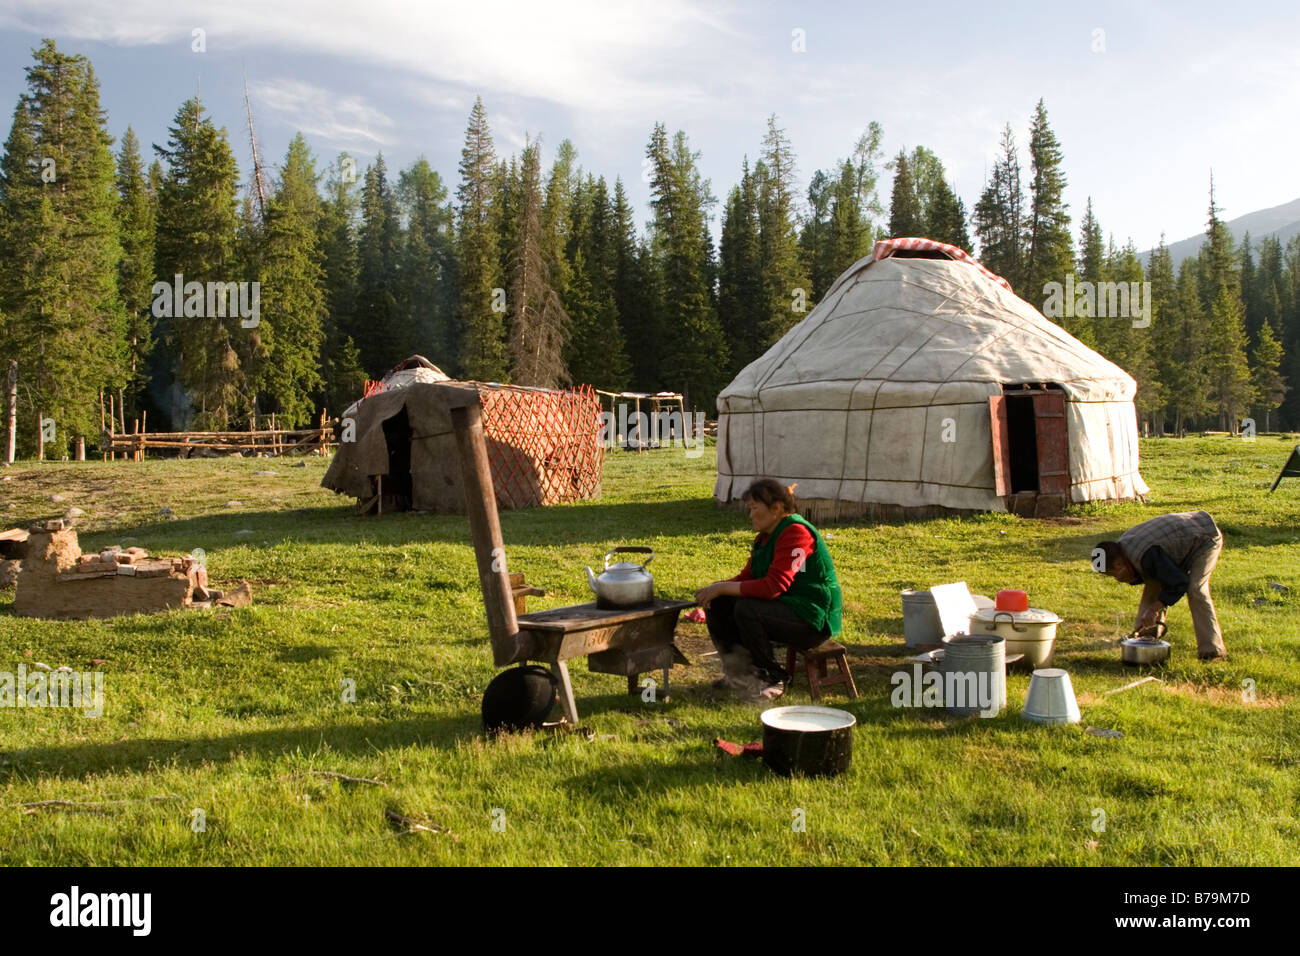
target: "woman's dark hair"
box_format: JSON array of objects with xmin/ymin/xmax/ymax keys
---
[{"xmin": 743, "ymin": 478, "xmax": 797, "ymax": 514}]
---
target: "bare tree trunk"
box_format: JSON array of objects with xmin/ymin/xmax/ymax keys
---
[{"xmin": 5, "ymin": 360, "xmax": 15, "ymax": 464}]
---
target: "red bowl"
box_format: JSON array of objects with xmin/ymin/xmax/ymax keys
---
[{"xmin": 995, "ymin": 589, "xmax": 1029, "ymax": 612}]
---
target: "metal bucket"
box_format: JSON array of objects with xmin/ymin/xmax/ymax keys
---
[
  {"xmin": 902, "ymin": 589, "xmax": 944, "ymax": 646},
  {"xmin": 940, "ymin": 633, "xmax": 1006, "ymax": 717}
]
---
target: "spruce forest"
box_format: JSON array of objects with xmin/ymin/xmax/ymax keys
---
[{"xmin": 1, "ymin": 39, "xmax": 1296, "ymax": 459}]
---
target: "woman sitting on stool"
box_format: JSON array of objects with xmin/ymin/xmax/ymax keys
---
[{"xmin": 693, "ymin": 479, "xmax": 843, "ymax": 700}]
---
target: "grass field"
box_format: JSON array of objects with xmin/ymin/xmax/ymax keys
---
[{"xmin": 1, "ymin": 436, "xmax": 1298, "ymax": 865}]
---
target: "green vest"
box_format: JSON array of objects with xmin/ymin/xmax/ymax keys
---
[{"xmin": 749, "ymin": 514, "xmax": 843, "ymax": 637}]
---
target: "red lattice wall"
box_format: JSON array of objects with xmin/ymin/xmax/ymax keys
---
[{"xmin": 476, "ymin": 384, "xmax": 603, "ymax": 508}]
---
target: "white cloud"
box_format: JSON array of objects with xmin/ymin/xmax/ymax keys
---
[
  {"xmin": 1, "ymin": 0, "xmax": 742, "ymax": 115},
  {"xmin": 251, "ymin": 78, "xmax": 395, "ymax": 148}
]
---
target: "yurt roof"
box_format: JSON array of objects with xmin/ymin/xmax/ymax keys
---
[{"xmin": 721, "ymin": 240, "xmax": 1137, "ymax": 405}]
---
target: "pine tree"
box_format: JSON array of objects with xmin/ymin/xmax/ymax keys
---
[
  {"xmin": 455, "ymin": 97, "xmax": 506, "ymax": 381},
  {"xmin": 1239, "ymin": 231, "xmax": 1263, "ymax": 350},
  {"xmin": 115, "ymin": 126, "xmax": 156, "ymax": 417},
  {"xmin": 798, "ymin": 126, "xmax": 882, "ymax": 303},
  {"xmin": 611, "ymin": 178, "xmax": 658, "ymax": 388},
  {"xmin": 973, "ymin": 124, "xmax": 1026, "ymax": 289},
  {"xmin": 1196, "ymin": 179, "xmax": 1252, "ymax": 430},
  {"xmin": 799, "ymin": 168, "xmax": 833, "ymax": 301},
  {"xmin": 1205, "ymin": 284, "xmax": 1255, "ymax": 431},
  {"xmin": 1280, "ymin": 235, "xmax": 1300, "ymax": 429},
  {"xmin": 153, "ymin": 97, "xmax": 243, "ymax": 428},
  {"xmin": 397, "ymin": 157, "xmax": 455, "ymax": 365},
  {"xmin": 1024, "ymin": 100, "xmax": 1072, "ymax": 307},
  {"xmin": 1069, "ymin": 197, "xmax": 1104, "ymax": 346},
  {"xmin": 1198, "ymin": 175, "xmax": 1238, "ymax": 304},
  {"xmin": 646, "ymin": 123, "xmax": 728, "ymax": 410},
  {"xmin": 1251, "ymin": 319, "xmax": 1285, "ymax": 431},
  {"xmin": 718, "ymin": 158, "xmax": 763, "ymax": 376},
  {"xmin": 505, "ymin": 140, "xmax": 569, "ymax": 387},
  {"xmin": 0, "ymin": 40, "xmax": 128, "ymax": 454},
  {"xmin": 1146, "ymin": 237, "xmax": 1178, "ymax": 434},
  {"xmin": 354, "ymin": 154, "xmax": 403, "ymax": 374},
  {"xmin": 564, "ymin": 175, "xmax": 630, "ymax": 389},
  {"xmin": 925, "ymin": 177, "xmax": 971, "ymax": 250},
  {"xmin": 253, "ymin": 133, "xmax": 325, "ymax": 425},
  {"xmin": 755, "ymin": 114, "xmax": 809, "ymax": 346},
  {"xmin": 1103, "ymin": 240, "xmax": 1163, "ymax": 427},
  {"xmin": 318, "ymin": 152, "xmax": 361, "ymax": 412},
  {"xmin": 1168, "ymin": 259, "xmax": 1214, "ymax": 433},
  {"xmin": 887, "ymin": 151, "xmax": 922, "ymax": 237}
]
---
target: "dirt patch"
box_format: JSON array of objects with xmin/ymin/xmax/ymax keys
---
[
  {"xmin": 1080, "ymin": 680, "xmax": 1288, "ymax": 709},
  {"xmin": 1161, "ymin": 681, "xmax": 1288, "ymax": 708}
]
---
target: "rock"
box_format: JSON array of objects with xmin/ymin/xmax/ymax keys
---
[
  {"xmin": 216, "ymin": 580, "xmax": 253, "ymax": 608},
  {"xmin": 1253, "ymin": 597, "xmax": 1268, "ymax": 607},
  {"xmin": 159, "ymin": 507, "xmax": 173, "ymax": 516},
  {"xmin": 49, "ymin": 493, "xmax": 68, "ymax": 503},
  {"xmin": 1268, "ymin": 582, "xmax": 1290, "ymax": 594},
  {"xmin": 225, "ymin": 501, "xmax": 242, "ymax": 508},
  {"xmin": 253, "ymin": 470, "xmax": 276, "ymax": 476},
  {"xmin": 291, "ymin": 461, "xmax": 307, "ymax": 468},
  {"xmin": 64, "ymin": 507, "xmax": 85, "ymax": 518}
]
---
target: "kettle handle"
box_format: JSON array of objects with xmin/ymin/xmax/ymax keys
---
[{"xmin": 604, "ymin": 546, "xmax": 654, "ymax": 570}]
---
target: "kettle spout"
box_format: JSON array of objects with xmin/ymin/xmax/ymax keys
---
[{"xmin": 586, "ymin": 566, "xmax": 598, "ymax": 593}]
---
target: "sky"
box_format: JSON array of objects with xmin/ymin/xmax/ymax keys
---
[{"xmin": 1, "ymin": 0, "xmax": 1297, "ymax": 251}]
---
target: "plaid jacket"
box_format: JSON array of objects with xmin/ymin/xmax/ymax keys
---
[{"xmin": 1119, "ymin": 510, "xmax": 1220, "ymax": 569}]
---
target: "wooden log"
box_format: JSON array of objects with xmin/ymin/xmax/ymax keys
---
[{"xmin": 450, "ymin": 401, "xmax": 519, "ymax": 654}]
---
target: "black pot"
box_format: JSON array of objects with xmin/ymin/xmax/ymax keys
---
[
  {"xmin": 760, "ymin": 706, "xmax": 856, "ymax": 777},
  {"xmin": 482, "ymin": 665, "xmax": 558, "ymax": 732}
]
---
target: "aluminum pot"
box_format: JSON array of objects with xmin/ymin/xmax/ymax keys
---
[
  {"xmin": 1120, "ymin": 623, "xmax": 1171, "ymax": 666},
  {"xmin": 970, "ymin": 608, "xmax": 1062, "ymax": 668},
  {"xmin": 586, "ymin": 547, "xmax": 654, "ymax": 609},
  {"xmin": 760, "ymin": 706, "xmax": 855, "ymax": 777}
]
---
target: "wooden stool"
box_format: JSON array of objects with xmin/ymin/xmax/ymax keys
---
[{"xmin": 784, "ymin": 640, "xmax": 858, "ymax": 701}]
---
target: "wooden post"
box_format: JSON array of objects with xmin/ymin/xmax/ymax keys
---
[
  {"xmin": 118, "ymin": 388, "xmax": 126, "ymax": 436},
  {"xmin": 5, "ymin": 360, "xmax": 15, "ymax": 465},
  {"xmin": 75, "ymin": 436, "xmax": 85, "ymax": 460},
  {"xmin": 450, "ymin": 401, "xmax": 519, "ymax": 651},
  {"xmin": 37, "ymin": 410, "xmax": 43, "ymax": 461},
  {"xmin": 99, "ymin": 389, "xmax": 106, "ymax": 461},
  {"xmin": 108, "ymin": 393, "xmax": 116, "ymax": 461}
]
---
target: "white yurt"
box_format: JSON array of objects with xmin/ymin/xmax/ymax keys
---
[{"xmin": 714, "ymin": 238, "xmax": 1149, "ymax": 520}]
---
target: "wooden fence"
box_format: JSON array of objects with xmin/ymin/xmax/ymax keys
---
[{"xmin": 102, "ymin": 408, "xmax": 335, "ymax": 461}]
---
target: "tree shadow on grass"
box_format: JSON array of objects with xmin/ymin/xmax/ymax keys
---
[
  {"xmin": 59, "ymin": 496, "xmax": 745, "ymax": 555},
  {"xmin": 0, "ymin": 713, "xmax": 481, "ymax": 782}
]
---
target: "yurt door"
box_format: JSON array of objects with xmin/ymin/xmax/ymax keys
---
[{"xmin": 989, "ymin": 388, "xmax": 1069, "ymax": 515}]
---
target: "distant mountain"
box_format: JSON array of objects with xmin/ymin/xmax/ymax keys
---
[{"xmin": 1142, "ymin": 196, "xmax": 1300, "ymax": 267}]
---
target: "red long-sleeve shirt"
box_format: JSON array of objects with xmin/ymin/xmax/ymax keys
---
[{"xmin": 728, "ymin": 523, "xmax": 815, "ymax": 600}]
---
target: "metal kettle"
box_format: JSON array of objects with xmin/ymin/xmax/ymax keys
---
[{"xmin": 586, "ymin": 547, "xmax": 655, "ymax": 609}]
